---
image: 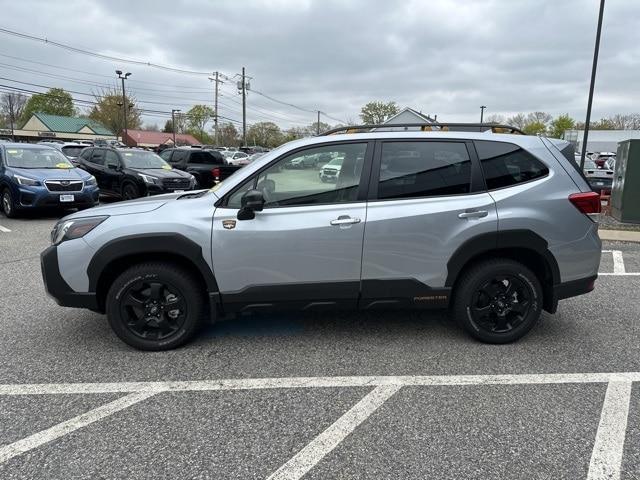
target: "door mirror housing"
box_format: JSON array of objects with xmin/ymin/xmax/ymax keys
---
[
  {"xmin": 237, "ymin": 189, "xmax": 265, "ymax": 220},
  {"xmin": 107, "ymin": 163, "xmax": 119, "ymax": 171}
]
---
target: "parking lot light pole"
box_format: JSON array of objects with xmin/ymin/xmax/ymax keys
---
[
  {"xmin": 480, "ymin": 105, "xmax": 486, "ymax": 124},
  {"xmin": 116, "ymin": 70, "xmax": 132, "ymax": 145},
  {"xmin": 580, "ymin": 0, "xmax": 605, "ymax": 170},
  {"xmin": 171, "ymin": 109, "xmax": 180, "ymax": 146}
]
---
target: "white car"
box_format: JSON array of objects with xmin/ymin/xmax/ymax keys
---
[
  {"xmin": 223, "ymin": 150, "xmax": 250, "ymax": 165},
  {"xmin": 318, "ymin": 157, "xmax": 342, "ymax": 182}
]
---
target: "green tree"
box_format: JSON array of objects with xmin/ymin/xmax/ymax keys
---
[
  {"xmin": 186, "ymin": 105, "xmax": 214, "ymax": 139},
  {"xmin": 523, "ymin": 121, "xmax": 547, "ymax": 135},
  {"xmin": 247, "ymin": 122, "xmax": 283, "ymax": 148},
  {"xmin": 89, "ymin": 88, "xmax": 141, "ymax": 135},
  {"xmin": 163, "ymin": 119, "xmax": 174, "ymax": 133},
  {"xmin": 549, "ymin": 114, "xmax": 575, "ymax": 138},
  {"xmin": 20, "ymin": 88, "xmax": 75, "ymax": 125},
  {"xmin": 359, "ymin": 101, "xmax": 399, "ymax": 124}
]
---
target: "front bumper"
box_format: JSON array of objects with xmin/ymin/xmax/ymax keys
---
[
  {"xmin": 18, "ymin": 185, "xmax": 99, "ymax": 209},
  {"xmin": 40, "ymin": 245, "xmax": 99, "ymax": 310}
]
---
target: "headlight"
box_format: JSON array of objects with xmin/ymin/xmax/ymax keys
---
[
  {"xmin": 85, "ymin": 175, "xmax": 97, "ymax": 186},
  {"xmin": 138, "ymin": 173, "xmax": 158, "ymax": 185},
  {"xmin": 14, "ymin": 174, "xmax": 40, "ymax": 186},
  {"xmin": 51, "ymin": 216, "xmax": 108, "ymax": 245}
]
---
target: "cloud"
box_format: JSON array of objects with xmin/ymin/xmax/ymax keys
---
[{"xmin": 1, "ymin": 0, "xmax": 637, "ymax": 129}]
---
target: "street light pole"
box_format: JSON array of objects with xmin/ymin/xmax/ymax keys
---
[
  {"xmin": 171, "ymin": 109, "xmax": 180, "ymax": 145},
  {"xmin": 317, "ymin": 110, "xmax": 321, "ymax": 135},
  {"xmin": 580, "ymin": 0, "xmax": 605, "ymax": 170},
  {"xmin": 480, "ymin": 105, "xmax": 486, "ymax": 124},
  {"xmin": 7, "ymin": 94, "xmax": 15, "ymax": 141},
  {"xmin": 116, "ymin": 70, "xmax": 131, "ymax": 145},
  {"xmin": 241, "ymin": 66, "xmax": 247, "ymax": 147}
]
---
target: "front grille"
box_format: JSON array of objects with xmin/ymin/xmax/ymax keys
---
[
  {"xmin": 323, "ymin": 169, "xmax": 338, "ymax": 175},
  {"xmin": 45, "ymin": 180, "xmax": 83, "ymax": 192},
  {"xmin": 162, "ymin": 178, "xmax": 191, "ymax": 190}
]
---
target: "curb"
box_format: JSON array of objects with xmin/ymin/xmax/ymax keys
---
[{"xmin": 599, "ymin": 229, "xmax": 640, "ymax": 243}]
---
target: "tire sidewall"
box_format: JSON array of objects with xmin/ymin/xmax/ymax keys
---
[
  {"xmin": 106, "ymin": 267, "xmax": 203, "ymax": 350},
  {"xmin": 2, "ymin": 188, "xmax": 16, "ymax": 218},
  {"xmin": 122, "ymin": 182, "xmax": 138, "ymax": 200},
  {"xmin": 457, "ymin": 263, "xmax": 542, "ymax": 344}
]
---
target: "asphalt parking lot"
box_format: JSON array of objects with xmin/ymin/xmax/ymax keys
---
[{"xmin": 0, "ymin": 214, "xmax": 639, "ymax": 479}]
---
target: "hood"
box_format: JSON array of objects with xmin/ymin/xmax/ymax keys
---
[
  {"xmin": 10, "ymin": 167, "xmax": 90, "ymax": 181},
  {"xmin": 128, "ymin": 168, "xmax": 191, "ymax": 179},
  {"xmin": 63, "ymin": 195, "xmax": 170, "ymax": 220}
]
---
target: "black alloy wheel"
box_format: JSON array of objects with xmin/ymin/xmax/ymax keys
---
[
  {"xmin": 453, "ymin": 258, "xmax": 542, "ymax": 344},
  {"xmin": 122, "ymin": 183, "xmax": 139, "ymax": 200},
  {"xmin": 2, "ymin": 189, "xmax": 16, "ymax": 218}
]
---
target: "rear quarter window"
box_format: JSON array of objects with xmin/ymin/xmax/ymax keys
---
[{"xmin": 475, "ymin": 141, "xmax": 549, "ymax": 190}]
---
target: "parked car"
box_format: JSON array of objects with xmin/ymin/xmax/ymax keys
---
[
  {"xmin": 76, "ymin": 147, "xmax": 195, "ymax": 200},
  {"xmin": 159, "ymin": 148, "xmax": 242, "ymax": 188},
  {"xmin": 318, "ymin": 157, "xmax": 343, "ymax": 181},
  {"xmin": 41, "ymin": 124, "xmax": 602, "ymax": 350},
  {"xmin": 592, "ymin": 152, "xmax": 616, "ymax": 168},
  {"xmin": 72, "ymin": 140, "xmax": 95, "ymax": 146},
  {"xmin": 583, "ymin": 159, "xmax": 614, "ymax": 194},
  {"xmin": 48, "ymin": 142, "xmax": 88, "ymax": 166},
  {"xmin": 0, "ymin": 143, "xmax": 99, "ymax": 217},
  {"xmin": 223, "ymin": 150, "xmax": 250, "ymax": 165}
]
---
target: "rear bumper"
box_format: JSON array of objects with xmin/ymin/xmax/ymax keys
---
[
  {"xmin": 40, "ymin": 245, "xmax": 99, "ymax": 310},
  {"xmin": 547, "ymin": 275, "xmax": 597, "ymax": 313}
]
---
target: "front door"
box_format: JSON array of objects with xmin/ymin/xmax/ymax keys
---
[{"xmin": 212, "ymin": 141, "xmax": 372, "ymax": 313}]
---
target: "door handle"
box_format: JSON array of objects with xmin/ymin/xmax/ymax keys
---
[
  {"xmin": 458, "ymin": 210, "xmax": 489, "ymax": 219},
  {"xmin": 330, "ymin": 216, "xmax": 361, "ymax": 226}
]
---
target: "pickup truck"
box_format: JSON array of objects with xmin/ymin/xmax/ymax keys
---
[{"xmin": 159, "ymin": 148, "xmax": 242, "ymax": 188}]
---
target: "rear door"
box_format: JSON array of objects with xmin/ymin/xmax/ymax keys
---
[
  {"xmin": 83, "ymin": 148, "xmax": 109, "ymax": 190},
  {"xmin": 212, "ymin": 141, "xmax": 372, "ymax": 312},
  {"xmin": 360, "ymin": 139, "xmax": 497, "ymax": 308}
]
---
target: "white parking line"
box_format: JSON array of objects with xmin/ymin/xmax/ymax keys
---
[
  {"xmin": 267, "ymin": 385, "xmax": 400, "ymax": 480},
  {"xmin": 0, "ymin": 224, "xmax": 10, "ymax": 233},
  {"xmin": 587, "ymin": 380, "xmax": 633, "ymax": 480},
  {"xmin": 0, "ymin": 391, "xmax": 157, "ymax": 465},
  {"xmin": 611, "ymin": 250, "xmax": 626, "ymax": 274}
]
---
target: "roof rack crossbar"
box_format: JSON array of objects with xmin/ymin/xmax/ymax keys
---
[{"xmin": 321, "ymin": 122, "xmax": 525, "ymax": 136}]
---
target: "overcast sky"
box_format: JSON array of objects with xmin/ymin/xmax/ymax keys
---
[{"xmin": 1, "ymin": 0, "xmax": 638, "ymax": 130}]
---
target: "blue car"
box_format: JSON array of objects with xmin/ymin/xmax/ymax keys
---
[{"xmin": 0, "ymin": 143, "xmax": 99, "ymax": 218}]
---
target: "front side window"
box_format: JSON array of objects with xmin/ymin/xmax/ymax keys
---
[
  {"xmin": 159, "ymin": 150, "xmax": 173, "ymax": 161},
  {"xmin": 105, "ymin": 150, "xmax": 120, "ymax": 168},
  {"xmin": 475, "ymin": 141, "xmax": 549, "ymax": 190},
  {"xmin": 191, "ymin": 151, "xmax": 217, "ymax": 165},
  {"xmin": 377, "ymin": 141, "xmax": 472, "ymax": 199},
  {"xmin": 226, "ymin": 143, "xmax": 367, "ymax": 208}
]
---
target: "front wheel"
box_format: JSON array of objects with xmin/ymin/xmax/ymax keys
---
[
  {"xmin": 452, "ymin": 259, "xmax": 542, "ymax": 344},
  {"xmin": 106, "ymin": 262, "xmax": 206, "ymax": 350},
  {"xmin": 122, "ymin": 182, "xmax": 140, "ymax": 200},
  {"xmin": 1, "ymin": 188, "xmax": 17, "ymax": 218}
]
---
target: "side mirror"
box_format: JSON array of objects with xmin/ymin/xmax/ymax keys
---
[
  {"xmin": 107, "ymin": 163, "xmax": 119, "ymax": 171},
  {"xmin": 237, "ymin": 189, "xmax": 265, "ymax": 220}
]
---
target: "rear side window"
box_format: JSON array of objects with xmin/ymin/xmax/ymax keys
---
[
  {"xmin": 89, "ymin": 149, "xmax": 105, "ymax": 165},
  {"xmin": 159, "ymin": 150, "xmax": 173, "ymax": 161},
  {"xmin": 377, "ymin": 141, "xmax": 472, "ymax": 199},
  {"xmin": 475, "ymin": 141, "xmax": 548, "ymax": 190},
  {"xmin": 80, "ymin": 148, "xmax": 93, "ymax": 160},
  {"xmin": 190, "ymin": 151, "xmax": 218, "ymax": 165}
]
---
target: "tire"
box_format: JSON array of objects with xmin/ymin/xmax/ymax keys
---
[
  {"xmin": 122, "ymin": 182, "xmax": 139, "ymax": 200},
  {"xmin": 452, "ymin": 258, "xmax": 542, "ymax": 344},
  {"xmin": 106, "ymin": 262, "xmax": 206, "ymax": 351},
  {"xmin": 1, "ymin": 188, "xmax": 17, "ymax": 218}
]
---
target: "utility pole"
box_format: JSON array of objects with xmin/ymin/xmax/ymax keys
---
[
  {"xmin": 480, "ymin": 105, "xmax": 486, "ymax": 124},
  {"xmin": 317, "ymin": 110, "xmax": 321, "ymax": 135},
  {"xmin": 116, "ymin": 70, "xmax": 131, "ymax": 145},
  {"xmin": 7, "ymin": 94, "xmax": 15, "ymax": 141},
  {"xmin": 209, "ymin": 72, "xmax": 223, "ymax": 145},
  {"xmin": 581, "ymin": 0, "xmax": 605, "ymax": 170},
  {"xmin": 171, "ymin": 109, "xmax": 180, "ymax": 145},
  {"xmin": 241, "ymin": 67, "xmax": 247, "ymax": 147}
]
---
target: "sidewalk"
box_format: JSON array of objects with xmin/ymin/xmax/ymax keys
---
[{"xmin": 599, "ymin": 229, "xmax": 640, "ymax": 243}]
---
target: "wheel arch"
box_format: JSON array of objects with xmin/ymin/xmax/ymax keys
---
[
  {"xmin": 88, "ymin": 233, "xmax": 218, "ymax": 312},
  {"xmin": 446, "ymin": 230, "xmax": 561, "ymax": 313}
]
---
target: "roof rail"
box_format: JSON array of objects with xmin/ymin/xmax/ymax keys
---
[{"xmin": 321, "ymin": 122, "xmax": 526, "ymax": 136}]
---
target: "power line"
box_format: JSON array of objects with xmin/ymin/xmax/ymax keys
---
[{"xmin": 0, "ymin": 27, "xmax": 220, "ymax": 76}]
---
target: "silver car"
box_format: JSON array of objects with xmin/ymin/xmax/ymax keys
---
[{"xmin": 41, "ymin": 125, "xmax": 602, "ymax": 350}]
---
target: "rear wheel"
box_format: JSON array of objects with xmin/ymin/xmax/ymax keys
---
[
  {"xmin": 106, "ymin": 262, "xmax": 205, "ymax": 350},
  {"xmin": 452, "ymin": 259, "xmax": 542, "ymax": 344},
  {"xmin": 1, "ymin": 188, "xmax": 17, "ymax": 218},
  {"xmin": 122, "ymin": 182, "xmax": 139, "ymax": 200}
]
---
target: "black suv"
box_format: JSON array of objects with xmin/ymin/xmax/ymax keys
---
[
  {"xmin": 159, "ymin": 148, "xmax": 242, "ymax": 188},
  {"xmin": 77, "ymin": 147, "xmax": 195, "ymax": 200}
]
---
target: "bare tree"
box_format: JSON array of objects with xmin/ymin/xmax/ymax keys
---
[
  {"xmin": 507, "ymin": 113, "xmax": 527, "ymax": 130},
  {"xmin": 527, "ymin": 111, "xmax": 552, "ymax": 126},
  {"xmin": 0, "ymin": 92, "xmax": 27, "ymax": 131},
  {"xmin": 485, "ymin": 114, "xmax": 505, "ymax": 124}
]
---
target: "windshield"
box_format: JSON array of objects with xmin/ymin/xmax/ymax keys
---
[
  {"xmin": 5, "ymin": 147, "xmax": 74, "ymax": 169},
  {"xmin": 584, "ymin": 160, "xmax": 596, "ymax": 169},
  {"xmin": 121, "ymin": 150, "xmax": 171, "ymax": 169},
  {"xmin": 326, "ymin": 158, "xmax": 343, "ymax": 166}
]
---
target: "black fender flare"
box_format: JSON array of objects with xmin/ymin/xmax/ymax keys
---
[
  {"xmin": 445, "ymin": 229, "xmax": 561, "ymax": 287},
  {"xmin": 87, "ymin": 233, "xmax": 218, "ymax": 293}
]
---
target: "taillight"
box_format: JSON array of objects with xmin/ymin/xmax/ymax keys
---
[
  {"xmin": 569, "ymin": 192, "xmax": 601, "ymax": 214},
  {"xmin": 211, "ymin": 167, "xmax": 221, "ymax": 180}
]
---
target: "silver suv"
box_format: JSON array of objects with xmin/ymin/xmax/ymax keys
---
[{"xmin": 40, "ymin": 124, "xmax": 602, "ymax": 350}]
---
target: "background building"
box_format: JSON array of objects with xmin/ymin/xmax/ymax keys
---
[
  {"xmin": 13, "ymin": 112, "xmax": 115, "ymax": 142},
  {"xmin": 564, "ymin": 129, "xmax": 640, "ymax": 153},
  {"xmin": 122, "ymin": 129, "xmax": 200, "ymax": 148},
  {"xmin": 377, "ymin": 107, "xmax": 436, "ymax": 130}
]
